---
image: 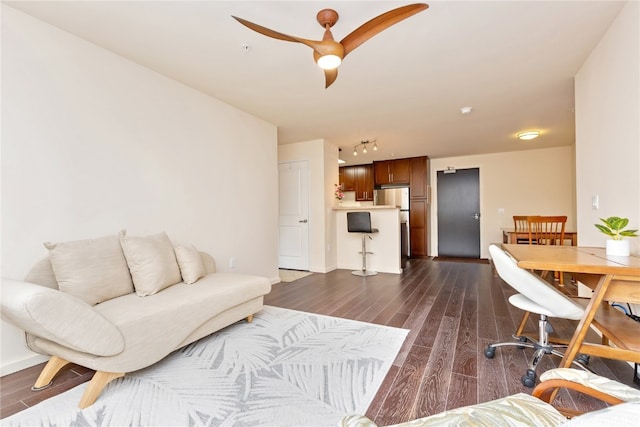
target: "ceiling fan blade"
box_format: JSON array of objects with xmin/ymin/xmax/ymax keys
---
[
  {"xmin": 324, "ymin": 68, "xmax": 338, "ymax": 88},
  {"xmin": 232, "ymin": 15, "xmax": 301, "ymax": 43},
  {"xmin": 232, "ymin": 16, "xmax": 326, "ymax": 54},
  {"xmin": 340, "ymin": 3, "xmax": 428, "ymax": 57}
]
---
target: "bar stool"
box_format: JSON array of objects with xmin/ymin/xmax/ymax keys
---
[{"xmin": 347, "ymin": 211, "xmax": 379, "ymax": 276}]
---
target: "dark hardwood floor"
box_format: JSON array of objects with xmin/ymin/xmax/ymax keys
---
[{"xmin": 1, "ymin": 258, "xmax": 636, "ymax": 423}]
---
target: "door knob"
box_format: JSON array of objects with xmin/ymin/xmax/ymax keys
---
[
  {"xmin": 298, "ymin": 219, "xmax": 308, "ymax": 223},
  {"xmin": 472, "ymin": 213, "xmax": 480, "ymax": 220}
]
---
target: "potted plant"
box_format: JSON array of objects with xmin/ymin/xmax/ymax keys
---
[{"xmin": 594, "ymin": 216, "xmax": 638, "ymax": 256}]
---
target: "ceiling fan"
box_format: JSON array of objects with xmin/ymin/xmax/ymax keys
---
[{"xmin": 232, "ymin": 3, "xmax": 428, "ymax": 88}]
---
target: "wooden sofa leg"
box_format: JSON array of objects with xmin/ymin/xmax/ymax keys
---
[
  {"xmin": 246, "ymin": 314, "xmax": 254, "ymax": 323},
  {"xmin": 32, "ymin": 356, "xmax": 70, "ymax": 390},
  {"xmin": 78, "ymin": 371, "xmax": 124, "ymax": 409}
]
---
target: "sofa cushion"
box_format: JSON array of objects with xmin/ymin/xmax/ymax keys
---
[
  {"xmin": 120, "ymin": 230, "xmax": 182, "ymax": 296},
  {"xmin": 94, "ymin": 273, "xmax": 271, "ymax": 331},
  {"xmin": 201, "ymin": 252, "xmax": 217, "ymax": 274},
  {"xmin": 174, "ymin": 245, "xmax": 206, "ymax": 284},
  {"xmin": 44, "ymin": 233, "xmax": 134, "ymax": 305}
]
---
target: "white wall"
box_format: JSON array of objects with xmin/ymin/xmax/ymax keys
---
[
  {"xmin": 323, "ymin": 142, "xmax": 340, "ymax": 272},
  {"xmin": 430, "ymin": 146, "xmax": 576, "ymax": 258},
  {"xmin": 278, "ymin": 139, "xmax": 339, "ymax": 273},
  {"xmin": 575, "ymin": 1, "xmax": 640, "ymax": 255},
  {"xmin": 1, "ymin": 6, "xmax": 279, "ymax": 374}
]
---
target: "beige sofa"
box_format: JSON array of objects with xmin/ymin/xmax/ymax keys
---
[{"xmin": 1, "ymin": 231, "xmax": 271, "ymax": 409}]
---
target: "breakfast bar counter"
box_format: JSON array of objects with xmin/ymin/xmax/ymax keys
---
[{"xmin": 334, "ymin": 205, "xmax": 402, "ymax": 274}]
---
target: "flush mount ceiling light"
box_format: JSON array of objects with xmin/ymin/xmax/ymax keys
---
[
  {"xmin": 353, "ymin": 139, "xmax": 377, "ymax": 156},
  {"xmin": 460, "ymin": 106, "xmax": 473, "ymax": 115},
  {"xmin": 517, "ymin": 131, "xmax": 541, "ymax": 140}
]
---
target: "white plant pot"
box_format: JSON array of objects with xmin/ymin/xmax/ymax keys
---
[{"xmin": 606, "ymin": 239, "xmax": 630, "ymax": 256}]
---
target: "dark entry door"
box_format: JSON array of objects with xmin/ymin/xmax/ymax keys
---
[{"xmin": 437, "ymin": 168, "xmax": 480, "ymax": 258}]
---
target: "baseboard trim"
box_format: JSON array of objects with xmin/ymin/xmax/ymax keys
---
[
  {"xmin": 1, "ymin": 354, "xmax": 48, "ymax": 376},
  {"xmin": 432, "ymin": 256, "xmax": 490, "ymax": 264}
]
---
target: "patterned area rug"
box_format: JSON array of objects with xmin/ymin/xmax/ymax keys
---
[{"xmin": 4, "ymin": 306, "xmax": 408, "ymax": 427}]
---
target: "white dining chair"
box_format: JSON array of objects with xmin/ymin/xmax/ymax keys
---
[{"xmin": 486, "ymin": 244, "xmax": 590, "ymax": 387}]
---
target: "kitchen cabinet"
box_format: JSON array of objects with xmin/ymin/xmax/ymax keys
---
[
  {"xmin": 410, "ymin": 199, "xmax": 428, "ymax": 257},
  {"xmin": 355, "ymin": 164, "xmax": 374, "ymax": 201},
  {"xmin": 409, "ymin": 156, "xmax": 430, "ymax": 258},
  {"xmin": 373, "ymin": 158, "xmax": 411, "ymax": 186},
  {"xmin": 339, "ymin": 166, "xmax": 356, "ymax": 191},
  {"xmin": 373, "ymin": 161, "xmax": 390, "ymax": 185},
  {"xmin": 339, "ymin": 164, "xmax": 374, "ymax": 201},
  {"xmin": 409, "ymin": 157, "xmax": 429, "ymax": 200}
]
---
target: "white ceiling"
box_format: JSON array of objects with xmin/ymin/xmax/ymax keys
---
[{"xmin": 5, "ymin": 1, "xmax": 626, "ymax": 163}]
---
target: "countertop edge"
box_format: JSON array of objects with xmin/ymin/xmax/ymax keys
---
[{"xmin": 333, "ymin": 205, "xmax": 400, "ymax": 210}]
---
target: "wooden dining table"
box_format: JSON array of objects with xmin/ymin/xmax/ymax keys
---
[
  {"xmin": 501, "ymin": 244, "xmax": 640, "ymax": 367},
  {"xmin": 502, "ymin": 228, "xmax": 578, "ymax": 246}
]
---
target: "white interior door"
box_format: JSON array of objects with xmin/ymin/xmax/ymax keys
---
[{"xmin": 278, "ymin": 161, "xmax": 310, "ymax": 270}]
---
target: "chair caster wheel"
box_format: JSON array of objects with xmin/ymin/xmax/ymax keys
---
[
  {"xmin": 484, "ymin": 345, "xmax": 496, "ymax": 359},
  {"xmin": 517, "ymin": 336, "xmax": 527, "ymax": 350},
  {"xmin": 521, "ymin": 369, "xmax": 536, "ymax": 388},
  {"xmin": 576, "ymin": 354, "xmax": 590, "ymax": 365}
]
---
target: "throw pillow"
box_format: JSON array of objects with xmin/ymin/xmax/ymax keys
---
[
  {"xmin": 174, "ymin": 245, "xmax": 206, "ymax": 284},
  {"xmin": 44, "ymin": 233, "xmax": 134, "ymax": 306},
  {"xmin": 120, "ymin": 230, "xmax": 182, "ymax": 296}
]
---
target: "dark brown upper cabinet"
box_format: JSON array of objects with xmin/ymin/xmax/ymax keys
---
[
  {"xmin": 373, "ymin": 158, "xmax": 411, "ymax": 186},
  {"xmin": 339, "ymin": 164, "xmax": 374, "ymax": 201}
]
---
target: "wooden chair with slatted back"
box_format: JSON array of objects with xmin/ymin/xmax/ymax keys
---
[
  {"xmin": 528, "ymin": 216, "xmax": 568, "ymax": 284},
  {"xmin": 513, "ymin": 215, "xmax": 540, "ymax": 244},
  {"xmin": 528, "ymin": 216, "xmax": 567, "ymax": 246}
]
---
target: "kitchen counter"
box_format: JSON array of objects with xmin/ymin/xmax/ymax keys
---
[
  {"xmin": 335, "ymin": 206, "xmax": 402, "ymax": 274},
  {"xmin": 333, "ymin": 205, "xmax": 399, "ymax": 210}
]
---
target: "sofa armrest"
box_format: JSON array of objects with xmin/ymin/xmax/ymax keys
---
[
  {"xmin": 533, "ymin": 368, "xmax": 640, "ymax": 418},
  {"xmin": 1, "ymin": 278, "xmax": 124, "ymax": 356},
  {"xmin": 537, "ymin": 368, "xmax": 640, "ymax": 403}
]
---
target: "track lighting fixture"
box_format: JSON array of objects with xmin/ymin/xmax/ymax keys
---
[{"xmin": 353, "ymin": 140, "xmax": 377, "ymax": 156}]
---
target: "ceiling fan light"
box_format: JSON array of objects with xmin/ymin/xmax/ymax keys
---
[
  {"xmin": 517, "ymin": 131, "xmax": 540, "ymax": 140},
  {"xmin": 373, "ymin": 142, "xmax": 378, "ymax": 151},
  {"xmin": 317, "ymin": 54, "xmax": 341, "ymax": 70},
  {"xmin": 362, "ymin": 146, "xmax": 367, "ymax": 154},
  {"xmin": 353, "ymin": 147, "xmax": 358, "ymax": 156}
]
